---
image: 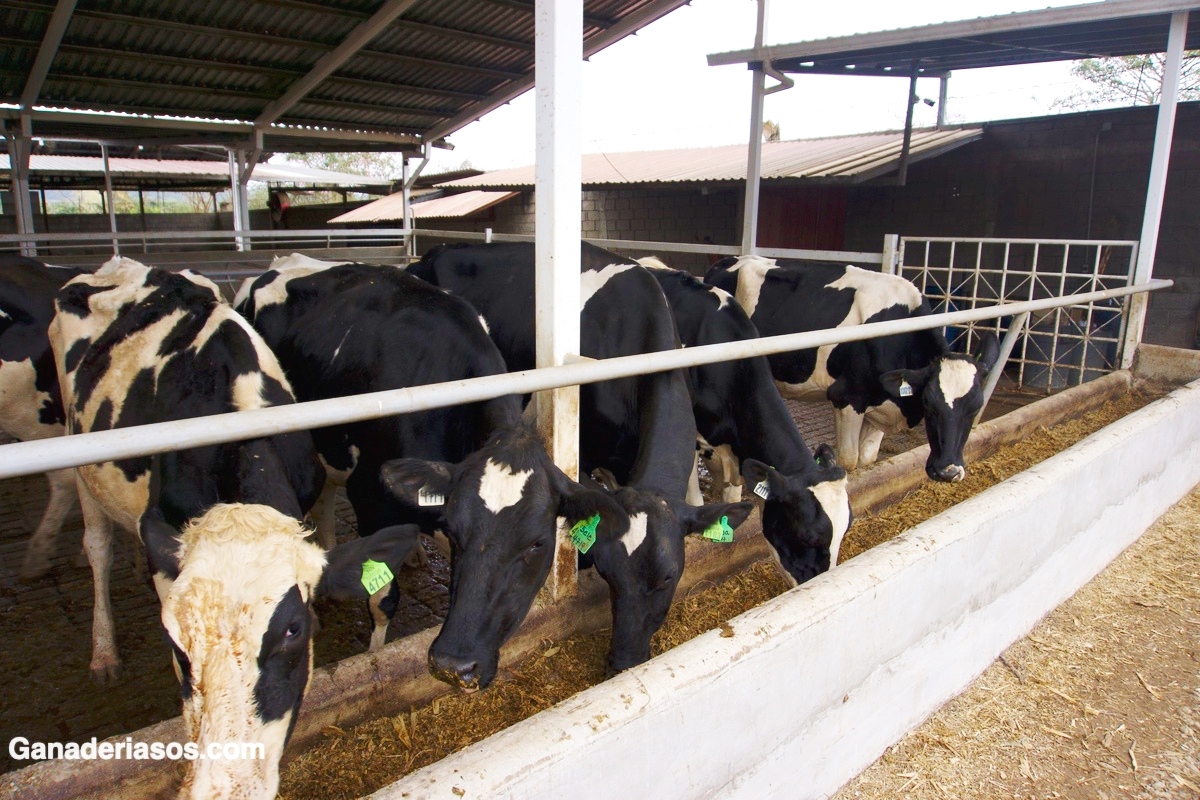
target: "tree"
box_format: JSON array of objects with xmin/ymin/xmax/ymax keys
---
[
  {"xmin": 284, "ymin": 151, "xmax": 403, "ymax": 180},
  {"xmin": 1054, "ymin": 52, "xmax": 1200, "ymax": 111}
]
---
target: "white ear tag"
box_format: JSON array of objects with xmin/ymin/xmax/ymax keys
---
[
  {"xmin": 898, "ymin": 380, "xmax": 913, "ymax": 398},
  {"xmin": 753, "ymin": 480, "xmax": 770, "ymax": 500},
  {"xmin": 418, "ymin": 486, "xmax": 445, "ymax": 507}
]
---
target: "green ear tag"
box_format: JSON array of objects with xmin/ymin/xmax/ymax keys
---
[
  {"xmin": 569, "ymin": 514, "xmax": 601, "ymax": 554},
  {"xmin": 361, "ymin": 559, "xmax": 395, "ymax": 595},
  {"xmin": 702, "ymin": 515, "xmax": 735, "ymax": 544}
]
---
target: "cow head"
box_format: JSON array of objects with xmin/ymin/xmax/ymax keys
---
[
  {"xmin": 379, "ymin": 426, "xmax": 627, "ymax": 693},
  {"xmin": 141, "ymin": 503, "xmax": 413, "ymax": 800},
  {"xmin": 586, "ymin": 473, "xmax": 753, "ymax": 674},
  {"xmin": 742, "ymin": 445, "xmax": 851, "ymax": 586},
  {"xmin": 881, "ymin": 333, "xmax": 1000, "ymax": 483}
]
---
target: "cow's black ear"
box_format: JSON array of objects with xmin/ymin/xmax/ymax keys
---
[
  {"xmin": 681, "ymin": 501, "xmax": 754, "ymax": 537},
  {"xmin": 380, "ymin": 459, "xmax": 454, "ymax": 507},
  {"xmin": 318, "ymin": 524, "xmax": 420, "ymax": 601},
  {"xmin": 880, "ymin": 367, "xmax": 929, "ymax": 400},
  {"xmin": 973, "ymin": 331, "xmax": 1001, "ymax": 373},
  {"xmin": 140, "ymin": 508, "xmax": 181, "ymax": 581},
  {"xmin": 558, "ymin": 486, "xmax": 630, "ymax": 539},
  {"xmin": 741, "ymin": 459, "xmax": 789, "ymax": 500},
  {"xmin": 813, "ymin": 443, "xmax": 839, "ymax": 469}
]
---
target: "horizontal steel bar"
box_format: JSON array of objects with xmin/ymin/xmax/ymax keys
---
[
  {"xmin": 0, "ymin": 228, "xmax": 411, "ymax": 244},
  {"xmin": 413, "ymin": 228, "xmax": 884, "ymax": 264},
  {"xmin": 0, "ymin": 278, "xmax": 1171, "ymax": 481},
  {"xmin": 901, "ymin": 236, "xmax": 1139, "ymax": 247}
]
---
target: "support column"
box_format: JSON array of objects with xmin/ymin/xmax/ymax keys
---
[
  {"xmin": 100, "ymin": 143, "xmax": 119, "ymax": 255},
  {"xmin": 1123, "ymin": 10, "xmax": 1188, "ymax": 367},
  {"xmin": 6, "ymin": 128, "xmax": 37, "ymax": 256},
  {"xmin": 228, "ymin": 148, "xmax": 245, "ymax": 251},
  {"xmin": 535, "ymin": 0, "xmax": 582, "ymax": 601},
  {"xmin": 740, "ymin": 0, "xmax": 770, "ymax": 255},
  {"xmin": 896, "ymin": 68, "xmax": 919, "ymax": 186},
  {"xmin": 937, "ymin": 73, "xmax": 950, "ymax": 128}
]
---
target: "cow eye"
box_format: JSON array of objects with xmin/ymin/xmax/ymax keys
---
[
  {"xmin": 530, "ymin": 540, "xmax": 545, "ymax": 550},
  {"xmin": 285, "ymin": 620, "xmax": 303, "ymax": 640}
]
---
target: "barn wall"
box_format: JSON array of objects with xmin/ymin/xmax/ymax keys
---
[
  {"xmin": 374, "ymin": 368, "xmax": 1200, "ymax": 800},
  {"xmin": 843, "ymin": 103, "xmax": 1200, "ymax": 349}
]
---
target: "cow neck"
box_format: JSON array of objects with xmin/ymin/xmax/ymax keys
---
[
  {"xmin": 732, "ymin": 370, "xmax": 817, "ymax": 478},
  {"xmin": 623, "ymin": 368, "xmax": 697, "ymax": 502}
]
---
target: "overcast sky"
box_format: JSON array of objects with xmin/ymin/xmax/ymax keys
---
[{"xmin": 423, "ymin": 0, "xmax": 1097, "ymax": 174}]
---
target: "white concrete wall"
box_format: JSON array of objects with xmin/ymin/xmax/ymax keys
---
[{"xmin": 372, "ymin": 377, "xmax": 1200, "ymax": 800}]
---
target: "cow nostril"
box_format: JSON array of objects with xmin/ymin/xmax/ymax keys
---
[{"xmin": 428, "ymin": 651, "xmax": 480, "ymax": 689}]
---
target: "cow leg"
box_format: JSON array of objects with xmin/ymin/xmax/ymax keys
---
[
  {"xmin": 77, "ymin": 478, "xmax": 120, "ymax": 685},
  {"xmin": 20, "ymin": 467, "xmax": 78, "ymax": 582},
  {"xmin": 858, "ymin": 423, "xmax": 887, "ymax": 468},
  {"xmin": 405, "ymin": 539, "xmax": 429, "ymax": 569},
  {"xmin": 368, "ymin": 589, "xmax": 390, "ymax": 652},
  {"xmin": 310, "ymin": 479, "xmax": 340, "ymax": 551},
  {"xmin": 709, "ymin": 444, "xmax": 743, "ymax": 503},
  {"xmin": 833, "ymin": 405, "xmax": 864, "ymax": 472},
  {"xmin": 685, "ymin": 454, "xmax": 703, "ymax": 506}
]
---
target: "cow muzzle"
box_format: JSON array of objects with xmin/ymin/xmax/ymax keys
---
[
  {"xmin": 929, "ymin": 463, "xmax": 966, "ymax": 483},
  {"xmin": 427, "ymin": 651, "xmax": 483, "ymax": 693}
]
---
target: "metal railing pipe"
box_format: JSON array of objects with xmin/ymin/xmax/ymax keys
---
[{"xmin": 0, "ymin": 279, "xmax": 1171, "ymax": 481}]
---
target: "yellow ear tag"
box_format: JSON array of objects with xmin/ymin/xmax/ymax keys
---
[
  {"xmin": 361, "ymin": 559, "xmax": 395, "ymax": 595},
  {"xmin": 702, "ymin": 515, "xmax": 735, "ymax": 543},
  {"xmin": 569, "ymin": 514, "xmax": 601, "ymax": 554}
]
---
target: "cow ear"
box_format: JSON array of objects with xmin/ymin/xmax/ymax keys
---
[
  {"xmin": 973, "ymin": 331, "xmax": 1000, "ymax": 373},
  {"xmin": 380, "ymin": 458, "xmax": 454, "ymax": 507},
  {"xmin": 741, "ymin": 459, "xmax": 789, "ymax": 500},
  {"xmin": 813, "ymin": 443, "xmax": 839, "ymax": 469},
  {"xmin": 680, "ymin": 501, "xmax": 754, "ymax": 537},
  {"xmin": 318, "ymin": 524, "xmax": 420, "ymax": 601},
  {"xmin": 880, "ymin": 367, "xmax": 929, "ymax": 400},
  {"xmin": 557, "ymin": 484, "xmax": 630, "ymax": 538},
  {"xmin": 140, "ymin": 508, "xmax": 181, "ymax": 581}
]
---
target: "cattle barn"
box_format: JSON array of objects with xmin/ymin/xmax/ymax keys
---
[{"xmin": 1, "ymin": 1, "xmax": 1200, "ymax": 799}]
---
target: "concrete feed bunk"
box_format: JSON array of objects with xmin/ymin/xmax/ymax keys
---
[{"xmin": 1, "ymin": 346, "xmax": 1195, "ymax": 799}]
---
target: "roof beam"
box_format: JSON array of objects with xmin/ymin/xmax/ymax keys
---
[
  {"xmin": 255, "ymin": 0, "xmax": 422, "ymax": 128},
  {"xmin": 708, "ymin": 0, "xmax": 1200, "ymax": 67},
  {"xmin": 483, "ymin": 0, "xmax": 616, "ymax": 32},
  {"xmin": 19, "ymin": 0, "xmax": 77, "ymax": 111}
]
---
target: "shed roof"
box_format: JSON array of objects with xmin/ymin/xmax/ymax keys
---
[
  {"xmin": 2, "ymin": 0, "xmax": 690, "ymax": 152},
  {"xmin": 441, "ymin": 127, "xmax": 982, "ymax": 188},
  {"xmin": 329, "ymin": 188, "xmax": 518, "ymax": 222},
  {"xmin": 708, "ymin": 0, "xmax": 1200, "ymax": 78},
  {"xmin": 0, "ymin": 152, "xmax": 391, "ymax": 189}
]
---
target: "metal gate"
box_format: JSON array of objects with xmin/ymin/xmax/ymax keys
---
[{"xmin": 895, "ymin": 236, "xmax": 1140, "ymax": 391}]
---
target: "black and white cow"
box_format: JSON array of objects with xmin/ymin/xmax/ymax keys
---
[
  {"xmin": 408, "ymin": 242, "xmax": 753, "ymax": 676},
  {"xmin": 638, "ymin": 258, "xmax": 851, "ymax": 583},
  {"xmin": 0, "ymin": 255, "xmax": 82, "ymax": 580},
  {"xmin": 235, "ymin": 255, "xmax": 636, "ymax": 686},
  {"xmin": 705, "ymin": 256, "xmax": 999, "ymax": 482},
  {"xmin": 50, "ymin": 257, "xmax": 414, "ymax": 799}
]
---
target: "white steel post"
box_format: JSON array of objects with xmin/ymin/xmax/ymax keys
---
[
  {"xmin": 228, "ymin": 148, "xmax": 245, "ymax": 252},
  {"xmin": 535, "ymin": 0, "xmax": 582, "ymax": 600},
  {"xmin": 100, "ymin": 143, "xmax": 119, "ymax": 256},
  {"xmin": 1124, "ymin": 10, "xmax": 1187, "ymax": 367},
  {"xmin": 881, "ymin": 234, "xmax": 899, "ymax": 275},
  {"xmin": 740, "ymin": 0, "xmax": 769, "ymax": 255},
  {"xmin": 6, "ymin": 131, "xmax": 37, "ymax": 257},
  {"xmin": 401, "ymin": 156, "xmax": 412, "ymax": 257},
  {"xmin": 937, "ymin": 74, "xmax": 950, "ymax": 128}
]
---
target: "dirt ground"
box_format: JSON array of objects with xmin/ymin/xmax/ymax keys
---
[{"xmin": 836, "ymin": 485, "xmax": 1200, "ymax": 800}]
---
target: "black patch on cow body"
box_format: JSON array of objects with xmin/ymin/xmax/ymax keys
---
[
  {"xmin": 254, "ymin": 585, "xmax": 311, "ymax": 725},
  {"xmin": 63, "ymin": 338, "xmax": 90, "ymax": 374}
]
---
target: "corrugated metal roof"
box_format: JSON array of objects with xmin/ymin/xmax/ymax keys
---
[
  {"xmin": 443, "ymin": 127, "xmax": 983, "ymax": 187},
  {"xmin": 329, "ymin": 189, "xmax": 518, "ymax": 222},
  {"xmin": 709, "ymin": 0, "xmax": 1200, "ymax": 77},
  {"xmin": 0, "ymin": 153, "xmax": 391, "ymax": 185},
  {"xmin": 1, "ymin": 0, "xmax": 692, "ymax": 152}
]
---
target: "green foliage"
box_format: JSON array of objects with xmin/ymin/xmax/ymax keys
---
[
  {"xmin": 1054, "ymin": 52, "xmax": 1200, "ymax": 111},
  {"xmin": 284, "ymin": 151, "xmax": 403, "ymax": 179}
]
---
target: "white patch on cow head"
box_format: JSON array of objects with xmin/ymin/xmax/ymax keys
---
[
  {"xmin": 809, "ymin": 477, "xmax": 850, "ymax": 568},
  {"xmin": 825, "ymin": 265, "xmax": 923, "ymax": 326},
  {"xmin": 709, "ymin": 286, "xmax": 732, "ymax": 310},
  {"xmin": 580, "ymin": 263, "xmax": 635, "ymax": 308},
  {"xmin": 731, "ymin": 255, "xmax": 777, "ymax": 317},
  {"xmin": 477, "ymin": 458, "xmax": 533, "ymax": 514},
  {"xmin": 620, "ymin": 512, "xmax": 649, "ymax": 556},
  {"xmin": 936, "ymin": 358, "xmax": 979, "ymax": 409},
  {"xmin": 161, "ymin": 503, "xmax": 325, "ymax": 800}
]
